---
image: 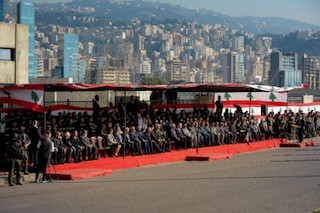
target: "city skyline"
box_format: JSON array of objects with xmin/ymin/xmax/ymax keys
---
[{"xmin": 33, "ymin": 0, "xmax": 320, "ymax": 26}]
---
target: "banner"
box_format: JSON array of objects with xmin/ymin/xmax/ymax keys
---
[{"xmin": 0, "ymin": 85, "xmax": 44, "ymax": 113}]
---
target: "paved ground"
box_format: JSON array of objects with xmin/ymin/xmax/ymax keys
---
[{"xmin": 0, "ymin": 144, "xmax": 319, "ymax": 213}]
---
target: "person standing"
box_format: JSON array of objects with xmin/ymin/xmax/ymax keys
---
[
  {"xmin": 215, "ymin": 95, "xmax": 224, "ymax": 121},
  {"xmin": 19, "ymin": 127, "xmax": 31, "ymax": 175},
  {"xmin": 296, "ymin": 114, "xmax": 305, "ymax": 143},
  {"xmin": 35, "ymin": 133, "xmax": 54, "ymax": 183},
  {"xmin": 28, "ymin": 120, "xmax": 42, "ymax": 167},
  {"xmin": 7, "ymin": 133, "xmax": 24, "ymax": 186},
  {"xmin": 92, "ymin": 95, "xmax": 100, "ymax": 125}
]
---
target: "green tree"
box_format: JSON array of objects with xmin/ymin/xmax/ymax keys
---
[
  {"xmin": 224, "ymin": 92, "xmax": 231, "ymax": 101},
  {"xmin": 250, "ymin": 108, "xmax": 254, "ymax": 114},
  {"xmin": 269, "ymin": 92, "xmax": 277, "ymax": 102},
  {"xmin": 31, "ymin": 91, "xmax": 39, "ymax": 103},
  {"xmin": 141, "ymin": 77, "xmax": 166, "ymax": 85}
]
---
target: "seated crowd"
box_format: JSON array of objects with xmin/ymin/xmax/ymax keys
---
[{"xmin": 2, "ymin": 98, "xmax": 320, "ymax": 168}]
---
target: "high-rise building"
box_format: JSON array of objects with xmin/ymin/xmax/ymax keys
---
[
  {"xmin": 223, "ymin": 52, "xmax": 245, "ymax": 83},
  {"xmin": 232, "ymin": 36, "xmax": 244, "ymax": 52},
  {"xmin": 269, "ymin": 50, "xmax": 302, "ymax": 87},
  {"xmin": 17, "ymin": 1, "xmax": 37, "ymax": 82},
  {"xmin": 0, "ymin": 0, "xmax": 4, "ymax": 22},
  {"xmin": 300, "ymin": 54, "xmax": 320, "ymax": 90},
  {"xmin": 61, "ymin": 34, "xmax": 79, "ymax": 79},
  {"xmin": 166, "ymin": 60, "xmax": 190, "ymax": 83}
]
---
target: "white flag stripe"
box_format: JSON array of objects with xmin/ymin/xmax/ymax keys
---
[
  {"xmin": 0, "ymin": 90, "xmax": 44, "ymax": 106},
  {"xmin": 215, "ymin": 92, "xmax": 287, "ymax": 103}
]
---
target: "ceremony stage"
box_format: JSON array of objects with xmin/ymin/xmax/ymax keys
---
[{"xmin": 48, "ymin": 138, "xmax": 287, "ymax": 180}]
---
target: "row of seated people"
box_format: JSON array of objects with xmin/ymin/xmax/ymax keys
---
[
  {"xmin": 49, "ymin": 124, "xmax": 173, "ymax": 163},
  {"xmin": 48, "ymin": 117, "xmax": 271, "ymax": 164}
]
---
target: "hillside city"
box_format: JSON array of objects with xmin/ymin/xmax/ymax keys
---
[{"xmin": 1, "ymin": 0, "xmax": 320, "ymax": 90}]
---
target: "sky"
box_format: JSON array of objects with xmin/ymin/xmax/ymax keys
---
[{"xmin": 33, "ymin": 0, "xmax": 320, "ymax": 26}]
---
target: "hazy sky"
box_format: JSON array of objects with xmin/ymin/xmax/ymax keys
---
[{"xmin": 33, "ymin": 0, "xmax": 320, "ymax": 26}]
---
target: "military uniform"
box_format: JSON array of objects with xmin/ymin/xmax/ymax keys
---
[
  {"xmin": 19, "ymin": 131, "xmax": 31, "ymax": 174},
  {"xmin": 7, "ymin": 133, "xmax": 24, "ymax": 186}
]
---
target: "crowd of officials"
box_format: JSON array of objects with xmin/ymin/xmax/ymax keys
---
[{"xmin": 1, "ymin": 95, "xmax": 319, "ymax": 186}]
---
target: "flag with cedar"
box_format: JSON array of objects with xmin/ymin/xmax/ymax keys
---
[
  {"xmin": 31, "ymin": 91, "xmax": 39, "ymax": 103},
  {"xmin": 269, "ymin": 92, "xmax": 276, "ymax": 102},
  {"xmin": 224, "ymin": 92, "xmax": 231, "ymax": 100},
  {"xmin": 246, "ymin": 92, "xmax": 254, "ymax": 101}
]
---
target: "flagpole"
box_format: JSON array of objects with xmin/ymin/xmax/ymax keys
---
[
  {"xmin": 249, "ymin": 92, "xmax": 252, "ymax": 117},
  {"xmin": 43, "ymin": 88, "xmax": 46, "ymax": 134}
]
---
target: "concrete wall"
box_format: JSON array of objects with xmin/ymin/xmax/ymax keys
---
[{"xmin": 0, "ymin": 23, "xmax": 28, "ymax": 84}]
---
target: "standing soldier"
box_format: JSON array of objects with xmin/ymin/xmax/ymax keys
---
[
  {"xmin": 7, "ymin": 133, "xmax": 24, "ymax": 186},
  {"xmin": 19, "ymin": 127, "xmax": 31, "ymax": 175}
]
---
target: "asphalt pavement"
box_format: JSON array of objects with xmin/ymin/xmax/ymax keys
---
[{"xmin": 0, "ymin": 144, "xmax": 319, "ymax": 213}]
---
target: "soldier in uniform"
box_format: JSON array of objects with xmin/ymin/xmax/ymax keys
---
[
  {"xmin": 7, "ymin": 133, "xmax": 24, "ymax": 186},
  {"xmin": 19, "ymin": 127, "xmax": 31, "ymax": 175}
]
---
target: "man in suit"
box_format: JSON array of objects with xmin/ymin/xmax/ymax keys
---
[
  {"xmin": 51, "ymin": 131, "xmax": 67, "ymax": 164},
  {"xmin": 79, "ymin": 130, "xmax": 98, "ymax": 160},
  {"xmin": 28, "ymin": 120, "xmax": 42, "ymax": 166},
  {"xmin": 169, "ymin": 123, "xmax": 182, "ymax": 149},
  {"xmin": 123, "ymin": 127, "xmax": 136, "ymax": 156},
  {"xmin": 216, "ymin": 95, "xmax": 224, "ymax": 121},
  {"xmin": 35, "ymin": 133, "xmax": 54, "ymax": 183},
  {"xmin": 92, "ymin": 95, "xmax": 100, "ymax": 125},
  {"xmin": 136, "ymin": 126, "xmax": 152, "ymax": 154},
  {"xmin": 129, "ymin": 127, "xmax": 143, "ymax": 155},
  {"xmin": 62, "ymin": 131, "xmax": 76, "ymax": 163}
]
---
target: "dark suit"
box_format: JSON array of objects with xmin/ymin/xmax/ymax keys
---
[
  {"xmin": 28, "ymin": 125, "xmax": 42, "ymax": 165},
  {"xmin": 63, "ymin": 137, "xmax": 75, "ymax": 163},
  {"xmin": 137, "ymin": 131, "xmax": 152, "ymax": 154},
  {"xmin": 51, "ymin": 137, "xmax": 66, "ymax": 164},
  {"xmin": 176, "ymin": 128, "xmax": 187, "ymax": 148},
  {"xmin": 129, "ymin": 132, "xmax": 143, "ymax": 154},
  {"xmin": 36, "ymin": 138, "xmax": 53, "ymax": 182}
]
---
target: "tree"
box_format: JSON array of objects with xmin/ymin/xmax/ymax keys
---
[
  {"xmin": 141, "ymin": 77, "xmax": 166, "ymax": 85},
  {"xmin": 250, "ymin": 108, "xmax": 254, "ymax": 114},
  {"xmin": 246, "ymin": 92, "xmax": 254, "ymax": 100},
  {"xmin": 224, "ymin": 92, "xmax": 231, "ymax": 101},
  {"xmin": 31, "ymin": 91, "xmax": 39, "ymax": 103},
  {"xmin": 269, "ymin": 92, "xmax": 277, "ymax": 102}
]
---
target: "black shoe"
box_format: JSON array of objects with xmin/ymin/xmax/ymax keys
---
[
  {"xmin": 9, "ymin": 183, "xmax": 14, "ymax": 186},
  {"xmin": 16, "ymin": 182, "xmax": 23, "ymax": 185}
]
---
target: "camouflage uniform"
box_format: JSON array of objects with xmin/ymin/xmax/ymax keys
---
[{"xmin": 7, "ymin": 133, "xmax": 24, "ymax": 186}]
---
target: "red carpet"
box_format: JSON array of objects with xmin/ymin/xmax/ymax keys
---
[{"xmin": 48, "ymin": 139, "xmax": 283, "ymax": 180}]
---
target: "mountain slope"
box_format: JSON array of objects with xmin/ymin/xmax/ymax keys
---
[{"xmin": 35, "ymin": 0, "xmax": 320, "ymax": 34}]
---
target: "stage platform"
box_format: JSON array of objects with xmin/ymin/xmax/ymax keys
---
[
  {"xmin": 185, "ymin": 153, "xmax": 233, "ymax": 161},
  {"xmin": 279, "ymin": 141, "xmax": 316, "ymax": 148},
  {"xmin": 48, "ymin": 139, "xmax": 284, "ymax": 180}
]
